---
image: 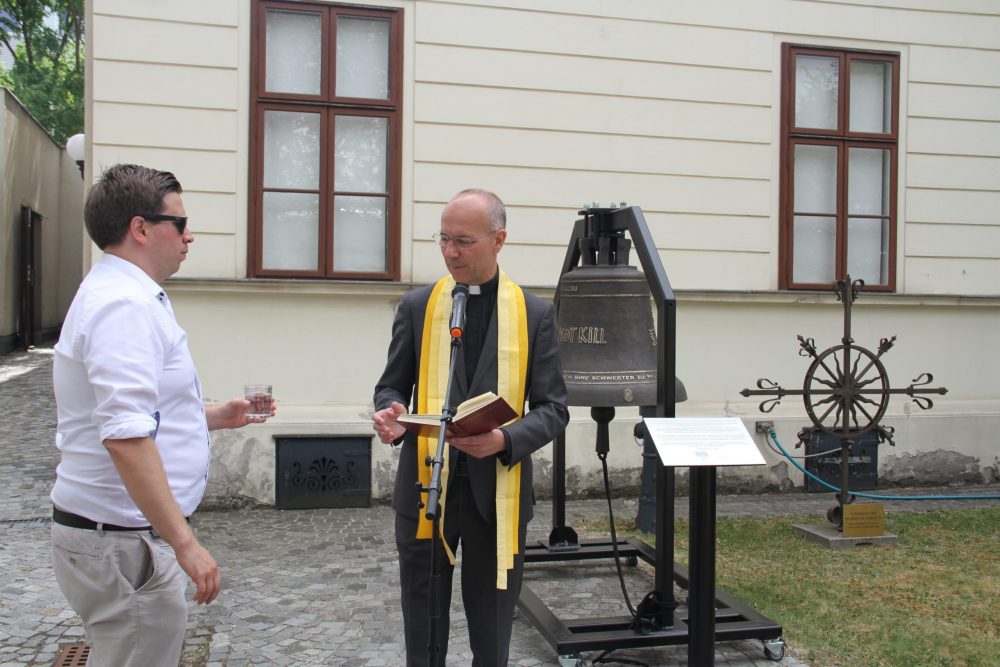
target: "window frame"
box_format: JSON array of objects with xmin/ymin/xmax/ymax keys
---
[
  {"xmin": 779, "ymin": 44, "xmax": 900, "ymax": 292},
  {"xmin": 249, "ymin": 0, "xmax": 403, "ymax": 280}
]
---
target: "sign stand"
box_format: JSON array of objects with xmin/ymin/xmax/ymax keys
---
[{"xmin": 644, "ymin": 417, "xmax": 768, "ymax": 666}]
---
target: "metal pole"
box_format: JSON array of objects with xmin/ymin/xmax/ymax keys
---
[{"xmin": 688, "ymin": 466, "xmax": 717, "ymax": 666}]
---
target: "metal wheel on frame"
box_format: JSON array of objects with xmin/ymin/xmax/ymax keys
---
[{"xmin": 802, "ymin": 343, "xmax": 890, "ymax": 438}]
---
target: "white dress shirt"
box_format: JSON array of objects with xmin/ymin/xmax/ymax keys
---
[{"xmin": 51, "ymin": 254, "xmax": 210, "ymax": 526}]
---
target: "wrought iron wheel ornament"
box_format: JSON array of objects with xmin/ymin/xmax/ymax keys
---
[{"xmin": 740, "ymin": 276, "xmax": 948, "ymax": 527}]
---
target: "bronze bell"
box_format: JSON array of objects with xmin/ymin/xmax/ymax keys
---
[{"xmin": 556, "ymin": 231, "xmax": 659, "ymax": 407}]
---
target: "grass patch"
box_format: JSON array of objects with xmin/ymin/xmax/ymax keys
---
[{"xmin": 583, "ymin": 508, "xmax": 1000, "ymax": 667}]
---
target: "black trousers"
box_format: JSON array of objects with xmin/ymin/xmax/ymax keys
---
[{"xmin": 395, "ymin": 472, "xmax": 527, "ymax": 667}]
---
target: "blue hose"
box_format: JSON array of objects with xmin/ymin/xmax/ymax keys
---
[{"xmin": 768, "ymin": 428, "xmax": 1000, "ymax": 501}]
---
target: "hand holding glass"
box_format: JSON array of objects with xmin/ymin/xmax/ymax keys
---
[{"xmin": 244, "ymin": 384, "xmax": 273, "ymax": 419}]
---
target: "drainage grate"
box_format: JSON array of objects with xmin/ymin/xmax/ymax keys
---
[
  {"xmin": 52, "ymin": 642, "xmax": 89, "ymax": 666},
  {"xmin": 276, "ymin": 436, "xmax": 371, "ymax": 510}
]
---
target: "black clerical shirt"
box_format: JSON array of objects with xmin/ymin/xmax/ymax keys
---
[
  {"xmin": 462, "ymin": 271, "xmax": 498, "ymax": 385},
  {"xmin": 456, "ymin": 270, "xmax": 510, "ymax": 467}
]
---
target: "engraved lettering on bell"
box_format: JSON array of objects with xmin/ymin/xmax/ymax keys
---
[{"xmin": 559, "ymin": 326, "xmax": 607, "ymax": 345}]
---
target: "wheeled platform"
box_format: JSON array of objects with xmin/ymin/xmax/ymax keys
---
[{"xmin": 519, "ymin": 536, "xmax": 783, "ymax": 657}]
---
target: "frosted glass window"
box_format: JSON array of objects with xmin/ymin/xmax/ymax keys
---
[
  {"xmin": 266, "ymin": 10, "xmax": 322, "ymax": 95},
  {"xmin": 793, "ymin": 216, "xmax": 836, "ymax": 284},
  {"xmin": 782, "ymin": 46, "xmax": 898, "ymax": 290},
  {"xmin": 850, "ymin": 61, "xmax": 892, "ymax": 134},
  {"xmin": 264, "ymin": 111, "xmax": 320, "ymax": 190},
  {"xmin": 333, "ymin": 195, "xmax": 386, "ymax": 272},
  {"xmin": 334, "ymin": 115, "xmax": 387, "ymax": 192},
  {"xmin": 795, "ymin": 55, "xmax": 839, "ymax": 130},
  {"xmin": 848, "ymin": 148, "xmax": 890, "ymax": 216},
  {"xmin": 793, "ymin": 145, "xmax": 837, "ymax": 214},
  {"xmin": 262, "ymin": 192, "xmax": 319, "ymax": 271},
  {"xmin": 847, "ymin": 218, "xmax": 888, "ymax": 285},
  {"xmin": 336, "ymin": 17, "xmax": 390, "ymax": 99}
]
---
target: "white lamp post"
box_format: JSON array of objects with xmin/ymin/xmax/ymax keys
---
[{"xmin": 66, "ymin": 133, "xmax": 85, "ymax": 178}]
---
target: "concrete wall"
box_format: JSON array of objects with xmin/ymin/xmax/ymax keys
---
[
  {"xmin": 170, "ymin": 281, "xmax": 998, "ymax": 506},
  {"xmin": 0, "ymin": 89, "xmax": 84, "ymax": 355},
  {"xmin": 84, "ymin": 0, "xmax": 1000, "ymax": 506}
]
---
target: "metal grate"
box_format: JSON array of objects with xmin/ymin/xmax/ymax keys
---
[
  {"xmin": 52, "ymin": 642, "xmax": 89, "ymax": 666},
  {"xmin": 805, "ymin": 429, "xmax": 879, "ymax": 493},
  {"xmin": 276, "ymin": 436, "xmax": 371, "ymax": 509}
]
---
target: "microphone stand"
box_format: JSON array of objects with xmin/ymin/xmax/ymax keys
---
[{"xmin": 420, "ymin": 285, "xmax": 467, "ymax": 666}]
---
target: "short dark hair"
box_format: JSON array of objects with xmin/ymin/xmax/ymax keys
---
[{"xmin": 84, "ymin": 164, "xmax": 183, "ymax": 249}]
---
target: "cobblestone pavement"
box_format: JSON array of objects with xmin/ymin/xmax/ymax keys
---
[{"xmin": 2, "ymin": 347, "xmax": 998, "ymax": 666}]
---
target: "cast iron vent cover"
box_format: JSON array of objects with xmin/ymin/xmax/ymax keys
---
[
  {"xmin": 804, "ymin": 429, "xmax": 878, "ymax": 493},
  {"xmin": 276, "ymin": 436, "xmax": 371, "ymax": 509}
]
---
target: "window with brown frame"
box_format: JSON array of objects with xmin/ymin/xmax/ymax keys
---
[
  {"xmin": 779, "ymin": 44, "xmax": 900, "ymax": 291},
  {"xmin": 249, "ymin": 1, "xmax": 402, "ymax": 279}
]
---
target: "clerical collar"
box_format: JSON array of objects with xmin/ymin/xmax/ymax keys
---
[{"xmin": 468, "ymin": 270, "xmax": 500, "ymax": 297}]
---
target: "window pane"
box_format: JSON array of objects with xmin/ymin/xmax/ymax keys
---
[
  {"xmin": 850, "ymin": 60, "xmax": 892, "ymax": 133},
  {"xmin": 848, "ymin": 217, "xmax": 889, "ymax": 285},
  {"xmin": 336, "ymin": 16, "xmax": 390, "ymax": 99},
  {"xmin": 333, "ymin": 195, "xmax": 386, "ymax": 272},
  {"xmin": 266, "ymin": 10, "xmax": 322, "ymax": 95},
  {"xmin": 334, "ymin": 115, "xmax": 388, "ymax": 193},
  {"xmin": 793, "ymin": 144, "xmax": 838, "ymax": 214},
  {"xmin": 262, "ymin": 192, "xmax": 319, "ymax": 271},
  {"xmin": 793, "ymin": 216, "xmax": 836, "ymax": 284},
  {"xmin": 848, "ymin": 147, "xmax": 890, "ymax": 216},
  {"xmin": 264, "ymin": 111, "xmax": 320, "ymax": 190},
  {"xmin": 795, "ymin": 55, "xmax": 839, "ymax": 130}
]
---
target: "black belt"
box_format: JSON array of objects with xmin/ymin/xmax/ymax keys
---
[{"xmin": 53, "ymin": 507, "xmax": 153, "ymax": 532}]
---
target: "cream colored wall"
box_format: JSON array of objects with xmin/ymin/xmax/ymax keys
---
[
  {"xmin": 407, "ymin": 0, "xmax": 1000, "ymax": 293},
  {"xmin": 0, "ymin": 91, "xmax": 10, "ymax": 341},
  {"xmin": 86, "ymin": 0, "xmax": 1000, "ymax": 291},
  {"xmin": 0, "ymin": 89, "xmax": 84, "ymax": 345},
  {"xmin": 89, "ymin": 0, "xmax": 244, "ymax": 277},
  {"xmin": 85, "ymin": 0, "xmax": 1000, "ymax": 504},
  {"xmin": 167, "ymin": 279, "xmax": 1000, "ymax": 505},
  {"xmin": 905, "ymin": 45, "xmax": 1000, "ymax": 294},
  {"xmin": 56, "ymin": 156, "xmax": 85, "ymax": 317}
]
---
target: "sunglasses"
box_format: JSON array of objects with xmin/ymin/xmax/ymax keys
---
[{"xmin": 144, "ymin": 214, "xmax": 188, "ymax": 235}]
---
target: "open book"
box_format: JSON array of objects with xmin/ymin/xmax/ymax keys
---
[{"xmin": 396, "ymin": 392, "xmax": 518, "ymax": 439}]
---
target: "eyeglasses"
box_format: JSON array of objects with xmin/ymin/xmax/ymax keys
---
[
  {"xmin": 432, "ymin": 231, "xmax": 497, "ymax": 250},
  {"xmin": 143, "ymin": 214, "xmax": 188, "ymax": 235}
]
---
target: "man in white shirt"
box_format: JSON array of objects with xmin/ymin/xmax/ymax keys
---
[{"xmin": 50, "ymin": 163, "xmax": 274, "ymax": 667}]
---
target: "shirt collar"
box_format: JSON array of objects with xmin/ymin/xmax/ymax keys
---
[
  {"xmin": 100, "ymin": 253, "xmax": 163, "ymax": 300},
  {"xmin": 469, "ymin": 269, "xmax": 500, "ymax": 297}
]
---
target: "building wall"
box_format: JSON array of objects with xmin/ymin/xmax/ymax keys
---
[
  {"xmin": 86, "ymin": 0, "xmax": 1000, "ymax": 505},
  {"xmin": 0, "ymin": 89, "xmax": 84, "ymax": 354}
]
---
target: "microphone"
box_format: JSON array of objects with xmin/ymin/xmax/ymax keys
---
[{"xmin": 449, "ymin": 284, "xmax": 469, "ymax": 339}]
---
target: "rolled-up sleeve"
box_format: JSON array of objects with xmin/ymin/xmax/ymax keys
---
[{"xmin": 79, "ymin": 298, "xmax": 168, "ymax": 442}]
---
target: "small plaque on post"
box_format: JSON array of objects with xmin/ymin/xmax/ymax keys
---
[
  {"xmin": 842, "ymin": 503, "xmax": 885, "ymax": 537},
  {"xmin": 643, "ymin": 417, "xmax": 766, "ymax": 467}
]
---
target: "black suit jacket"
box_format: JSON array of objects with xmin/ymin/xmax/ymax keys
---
[{"xmin": 374, "ymin": 279, "xmax": 568, "ymax": 525}]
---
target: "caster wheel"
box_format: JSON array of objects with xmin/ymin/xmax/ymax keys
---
[{"xmin": 763, "ymin": 638, "xmax": 785, "ymax": 661}]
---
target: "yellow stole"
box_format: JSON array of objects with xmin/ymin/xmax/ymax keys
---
[{"xmin": 416, "ymin": 271, "xmax": 528, "ymax": 589}]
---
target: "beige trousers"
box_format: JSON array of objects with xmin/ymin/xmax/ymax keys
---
[{"xmin": 51, "ymin": 522, "xmax": 188, "ymax": 667}]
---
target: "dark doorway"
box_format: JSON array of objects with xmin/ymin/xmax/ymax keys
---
[{"xmin": 18, "ymin": 207, "xmax": 44, "ymax": 350}]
